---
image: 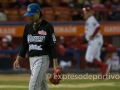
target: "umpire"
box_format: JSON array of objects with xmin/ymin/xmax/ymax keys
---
[{"xmin": 14, "ymin": 3, "xmax": 59, "ymax": 90}]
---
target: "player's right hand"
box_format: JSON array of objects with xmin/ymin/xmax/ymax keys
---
[
  {"xmin": 89, "ymin": 36, "xmax": 93, "ymax": 40},
  {"xmin": 13, "ymin": 55, "xmax": 23, "ymax": 69},
  {"xmin": 13, "ymin": 60, "xmax": 20, "ymax": 69}
]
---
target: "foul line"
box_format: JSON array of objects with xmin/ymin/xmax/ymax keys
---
[{"xmin": 0, "ymin": 82, "xmax": 119, "ymax": 88}]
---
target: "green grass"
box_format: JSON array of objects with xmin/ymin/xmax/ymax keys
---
[
  {"xmin": 0, "ymin": 81, "xmax": 28, "ymax": 85},
  {"xmin": 78, "ymin": 86, "xmax": 120, "ymax": 90},
  {"xmin": 0, "ymin": 74, "xmax": 120, "ymax": 90}
]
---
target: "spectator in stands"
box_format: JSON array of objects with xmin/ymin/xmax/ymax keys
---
[
  {"xmin": 10, "ymin": 0, "xmax": 24, "ymax": 8},
  {"xmin": 37, "ymin": 0, "xmax": 52, "ymax": 8},
  {"xmin": 84, "ymin": 0, "xmax": 91, "ymax": 7},
  {"xmin": 103, "ymin": 0, "xmax": 112, "ymax": 21},
  {"xmin": 10, "ymin": 0, "xmax": 36, "ymax": 9},
  {"xmin": 111, "ymin": 0, "xmax": 120, "ymax": 10},
  {"xmin": 56, "ymin": 36, "xmax": 72, "ymax": 69},
  {"xmin": 105, "ymin": 52, "xmax": 119, "ymax": 70},
  {"xmin": 72, "ymin": 0, "xmax": 85, "ymax": 8},
  {"xmin": 37, "ymin": 0, "xmax": 43, "ymax": 6},
  {"xmin": 40, "ymin": 0, "xmax": 52, "ymax": 7},
  {"xmin": 108, "ymin": 0, "xmax": 120, "ymax": 21},
  {"xmin": 6, "ymin": 35, "xmax": 16, "ymax": 49},
  {"xmin": 0, "ymin": 37, "xmax": 14, "ymax": 70},
  {"xmin": 0, "ymin": 11, "xmax": 7, "ymax": 21},
  {"xmin": 90, "ymin": 0, "xmax": 105, "ymax": 8},
  {"xmin": 104, "ymin": 0, "xmax": 112, "ymax": 9},
  {"xmin": 69, "ymin": 35, "xmax": 88, "ymax": 69},
  {"xmin": 90, "ymin": 0, "xmax": 106, "ymax": 21},
  {"xmin": 101, "ymin": 42, "xmax": 119, "ymax": 70},
  {"xmin": 103, "ymin": 42, "xmax": 117, "ymax": 54},
  {"xmin": 0, "ymin": 3, "xmax": 2, "ymax": 8},
  {"xmin": 60, "ymin": 0, "xmax": 69, "ymax": 7},
  {"xmin": 107, "ymin": 11, "xmax": 115, "ymax": 20},
  {"xmin": 67, "ymin": 35, "xmax": 87, "ymax": 51},
  {"xmin": 71, "ymin": 0, "xmax": 85, "ymax": 20},
  {"xmin": 70, "ymin": 35, "xmax": 87, "ymax": 51},
  {"xmin": 56, "ymin": 37, "xmax": 66, "ymax": 56},
  {"xmin": 51, "ymin": 0, "xmax": 60, "ymax": 7},
  {"xmin": 5, "ymin": 34, "xmax": 17, "ymax": 69},
  {"xmin": 68, "ymin": 0, "xmax": 90, "ymax": 8},
  {"xmin": 68, "ymin": 0, "xmax": 74, "ymax": 7},
  {"xmin": 101, "ymin": 42, "xmax": 117, "ymax": 62}
]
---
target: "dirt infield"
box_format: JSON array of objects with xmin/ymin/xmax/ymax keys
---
[{"xmin": 0, "ymin": 74, "xmax": 30, "ymax": 81}]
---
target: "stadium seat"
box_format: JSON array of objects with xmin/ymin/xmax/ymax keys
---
[
  {"xmin": 42, "ymin": 7, "xmax": 55, "ymax": 22},
  {"xmin": 51, "ymin": 0, "xmax": 60, "ymax": 8},
  {"xmin": 54, "ymin": 7, "xmax": 71, "ymax": 21},
  {"xmin": 0, "ymin": 0, "xmax": 10, "ymax": 8},
  {"xmin": 19, "ymin": 9, "xmax": 31, "ymax": 22},
  {"xmin": 4, "ymin": 10, "xmax": 20, "ymax": 21}
]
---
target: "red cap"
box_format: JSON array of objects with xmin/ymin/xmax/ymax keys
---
[{"xmin": 2, "ymin": 38, "xmax": 9, "ymax": 42}]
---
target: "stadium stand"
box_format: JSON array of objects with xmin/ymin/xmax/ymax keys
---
[
  {"xmin": 19, "ymin": 9, "xmax": 31, "ymax": 21},
  {"xmin": 0, "ymin": 0, "xmax": 119, "ymax": 21},
  {"xmin": 4, "ymin": 9, "xmax": 20, "ymax": 21},
  {"xmin": 0, "ymin": 0, "xmax": 120, "ymax": 21},
  {"xmin": 42, "ymin": 7, "xmax": 55, "ymax": 21},
  {"xmin": 0, "ymin": 0, "xmax": 120, "ymax": 71},
  {"xmin": 54, "ymin": 7, "xmax": 71, "ymax": 21}
]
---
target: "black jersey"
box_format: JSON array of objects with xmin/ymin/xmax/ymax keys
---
[{"xmin": 19, "ymin": 19, "xmax": 57, "ymax": 59}]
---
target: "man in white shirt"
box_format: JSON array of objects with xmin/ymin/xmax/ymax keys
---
[{"xmin": 82, "ymin": 7, "xmax": 111, "ymax": 79}]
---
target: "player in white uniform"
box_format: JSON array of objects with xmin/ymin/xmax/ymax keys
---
[{"xmin": 82, "ymin": 7, "xmax": 111, "ymax": 79}]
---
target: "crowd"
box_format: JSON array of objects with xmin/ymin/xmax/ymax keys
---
[
  {"xmin": 0, "ymin": 0, "xmax": 120, "ymax": 21},
  {"xmin": 0, "ymin": 0, "xmax": 119, "ymax": 70},
  {"xmin": 0, "ymin": 35, "xmax": 86, "ymax": 70},
  {"xmin": 56, "ymin": 35, "xmax": 118, "ymax": 70},
  {"xmin": 0, "ymin": 35, "xmax": 118, "ymax": 70},
  {"xmin": 0, "ymin": 35, "xmax": 16, "ymax": 70},
  {"xmin": 0, "ymin": 35, "xmax": 29, "ymax": 70}
]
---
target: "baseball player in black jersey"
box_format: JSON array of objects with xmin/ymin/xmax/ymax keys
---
[{"xmin": 14, "ymin": 3, "xmax": 59, "ymax": 90}]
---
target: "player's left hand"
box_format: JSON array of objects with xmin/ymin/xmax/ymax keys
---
[
  {"xmin": 49, "ymin": 67, "xmax": 62, "ymax": 85},
  {"xmin": 13, "ymin": 60, "xmax": 20, "ymax": 69},
  {"xmin": 53, "ymin": 58, "xmax": 59, "ymax": 69},
  {"xmin": 54, "ymin": 64, "xmax": 59, "ymax": 70}
]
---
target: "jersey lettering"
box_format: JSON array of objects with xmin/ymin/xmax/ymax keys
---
[
  {"xmin": 29, "ymin": 44, "xmax": 42, "ymax": 51},
  {"xmin": 27, "ymin": 35, "xmax": 45, "ymax": 43}
]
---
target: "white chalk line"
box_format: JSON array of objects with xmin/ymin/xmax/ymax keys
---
[{"xmin": 0, "ymin": 82, "xmax": 119, "ymax": 88}]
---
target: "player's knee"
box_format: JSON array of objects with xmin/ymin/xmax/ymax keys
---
[{"xmin": 85, "ymin": 55, "xmax": 94, "ymax": 63}]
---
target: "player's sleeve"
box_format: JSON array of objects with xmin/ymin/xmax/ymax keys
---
[
  {"xmin": 18, "ymin": 25, "xmax": 29, "ymax": 58},
  {"xmin": 91, "ymin": 18, "xmax": 100, "ymax": 37},
  {"xmin": 48, "ymin": 24, "xmax": 57, "ymax": 59}
]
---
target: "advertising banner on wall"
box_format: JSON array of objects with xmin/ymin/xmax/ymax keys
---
[{"xmin": 0, "ymin": 22, "xmax": 120, "ymax": 37}]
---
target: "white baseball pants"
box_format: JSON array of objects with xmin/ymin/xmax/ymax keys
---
[
  {"xmin": 85, "ymin": 36, "xmax": 103, "ymax": 63},
  {"xmin": 29, "ymin": 55, "xmax": 49, "ymax": 90}
]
